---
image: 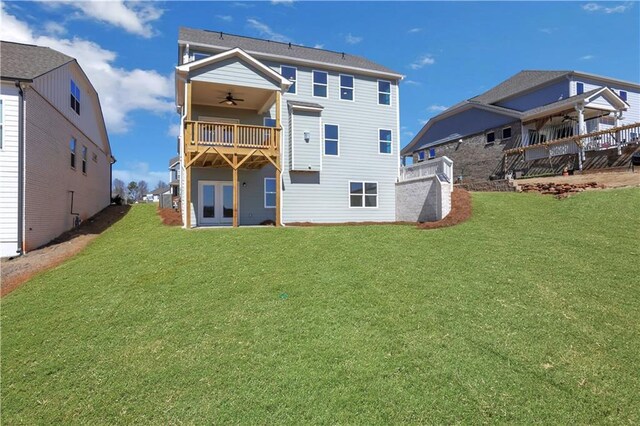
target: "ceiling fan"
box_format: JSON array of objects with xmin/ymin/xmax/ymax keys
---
[
  {"xmin": 562, "ymin": 114, "xmax": 577, "ymax": 123},
  {"xmin": 219, "ymin": 92, "xmax": 244, "ymax": 106}
]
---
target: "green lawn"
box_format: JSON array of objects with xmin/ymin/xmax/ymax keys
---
[{"xmin": 2, "ymin": 189, "xmax": 639, "ymax": 424}]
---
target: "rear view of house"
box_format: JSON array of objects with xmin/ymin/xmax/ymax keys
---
[
  {"xmin": 0, "ymin": 41, "xmax": 114, "ymax": 257},
  {"xmin": 175, "ymin": 28, "xmax": 402, "ymax": 227}
]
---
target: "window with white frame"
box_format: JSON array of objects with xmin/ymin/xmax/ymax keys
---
[
  {"xmin": 486, "ymin": 131, "xmax": 495, "ymax": 143},
  {"xmin": 378, "ymin": 80, "xmax": 391, "ymax": 105},
  {"xmin": 313, "ymin": 70, "xmax": 328, "ymax": 97},
  {"xmin": 428, "ymin": 148, "xmax": 436, "ymax": 159},
  {"xmin": 417, "ymin": 151, "xmax": 425, "ymax": 162},
  {"xmin": 281, "ymin": 66, "xmax": 297, "ymax": 94},
  {"xmin": 324, "ymin": 124, "xmax": 339, "ymax": 155},
  {"xmin": 264, "ymin": 178, "xmax": 276, "ymax": 208},
  {"xmin": 576, "ymin": 82, "xmax": 584, "ymax": 95},
  {"xmin": 502, "ymin": 127, "xmax": 512, "ymax": 139},
  {"xmin": 619, "ymin": 90, "xmax": 627, "ymax": 101},
  {"xmin": 350, "ymin": 182, "xmax": 378, "ymax": 208},
  {"xmin": 0, "ymin": 100, "xmax": 3, "ymax": 149},
  {"xmin": 379, "ymin": 129, "xmax": 392, "ymax": 154},
  {"xmin": 70, "ymin": 80, "xmax": 80, "ymax": 115},
  {"xmin": 82, "ymin": 145, "xmax": 88, "ymax": 174},
  {"xmin": 192, "ymin": 51, "xmax": 209, "ymax": 62},
  {"xmin": 264, "ymin": 117, "xmax": 277, "ymax": 127},
  {"xmin": 340, "ymin": 74, "xmax": 354, "ymax": 100},
  {"xmin": 70, "ymin": 138, "xmax": 76, "ymax": 168}
]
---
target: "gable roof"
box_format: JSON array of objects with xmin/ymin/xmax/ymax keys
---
[
  {"xmin": 523, "ymin": 87, "xmax": 628, "ymax": 120},
  {"xmin": 0, "ymin": 41, "xmax": 74, "ymax": 81},
  {"xmin": 470, "ymin": 70, "xmax": 571, "ymax": 104},
  {"xmin": 178, "ymin": 27, "xmax": 402, "ymax": 79}
]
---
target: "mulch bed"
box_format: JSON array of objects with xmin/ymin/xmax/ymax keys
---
[
  {"xmin": 520, "ymin": 182, "xmax": 603, "ymax": 199},
  {"xmin": 417, "ymin": 188, "xmax": 472, "ymax": 230},
  {"xmin": 158, "ymin": 208, "xmax": 182, "ymax": 226}
]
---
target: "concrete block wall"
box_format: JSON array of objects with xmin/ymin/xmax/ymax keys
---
[{"xmin": 396, "ymin": 175, "xmax": 450, "ymax": 222}]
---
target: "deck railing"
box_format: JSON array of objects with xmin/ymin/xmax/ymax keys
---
[
  {"xmin": 399, "ymin": 156, "xmax": 453, "ymax": 190},
  {"xmin": 185, "ymin": 120, "xmax": 280, "ymax": 150}
]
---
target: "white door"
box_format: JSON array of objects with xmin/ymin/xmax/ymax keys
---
[{"xmin": 198, "ymin": 181, "xmax": 234, "ymax": 225}]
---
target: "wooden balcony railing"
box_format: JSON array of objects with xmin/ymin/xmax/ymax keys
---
[{"xmin": 185, "ymin": 120, "xmax": 280, "ymax": 151}]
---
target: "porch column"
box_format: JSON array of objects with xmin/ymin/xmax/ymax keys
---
[
  {"xmin": 615, "ymin": 111, "xmax": 622, "ymax": 155},
  {"xmin": 185, "ymin": 156, "xmax": 192, "ymax": 228},
  {"xmin": 275, "ymin": 90, "xmax": 282, "ymax": 227},
  {"xmin": 185, "ymin": 80, "xmax": 192, "ymax": 228},
  {"xmin": 233, "ymin": 154, "xmax": 238, "ymax": 228},
  {"xmin": 576, "ymin": 104, "xmax": 586, "ymax": 169}
]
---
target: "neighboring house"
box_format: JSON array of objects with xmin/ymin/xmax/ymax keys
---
[
  {"xmin": 175, "ymin": 27, "xmax": 402, "ymax": 227},
  {"xmin": 0, "ymin": 41, "xmax": 114, "ymax": 257},
  {"xmin": 402, "ymin": 70, "xmax": 640, "ymax": 180},
  {"xmin": 168, "ymin": 155, "xmax": 180, "ymax": 198},
  {"xmin": 146, "ymin": 186, "xmax": 170, "ymax": 203}
]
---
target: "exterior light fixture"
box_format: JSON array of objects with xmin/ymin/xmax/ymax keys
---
[{"xmin": 304, "ymin": 131, "xmax": 311, "ymax": 142}]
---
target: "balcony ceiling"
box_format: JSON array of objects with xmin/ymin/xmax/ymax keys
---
[{"xmin": 191, "ymin": 81, "xmax": 274, "ymax": 111}]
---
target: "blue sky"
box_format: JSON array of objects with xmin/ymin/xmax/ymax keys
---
[{"xmin": 1, "ymin": 1, "xmax": 638, "ymax": 186}]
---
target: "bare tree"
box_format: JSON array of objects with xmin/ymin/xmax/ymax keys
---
[
  {"xmin": 113, "ymin": 178, "xmax": 126, "ymax": 200},
  {"xmin": 127, "ymin": 181, "xmax": 138, "ymax": 203},
  {"xmin": 155, "ymin": 180, "xmax": 168, "ymax": 191},
  {"xmin": 137, "ymin": 180, "xmax": 149, "ymax": 201}
]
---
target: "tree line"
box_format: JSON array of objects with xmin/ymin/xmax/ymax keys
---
[{"xmin": 112, "ymin": 179, "xmax": 168, "ymax": 203}]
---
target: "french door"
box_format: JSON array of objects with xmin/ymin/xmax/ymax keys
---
[{"xmin": 198, "ymin": 181, "xmax": 234, "ymax": 225}]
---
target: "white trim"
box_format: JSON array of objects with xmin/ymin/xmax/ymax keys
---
[
  {"xmin": 264, "ymin": 177, "xmax": 276, "ymax": 209},
  {"xmin": 176, "ymin": 47, "xmax": 292, "ymax": 91},
  {"xmin": 427, "ymin": 147, "xmax": 436, "ymax": 159},
  {"xmin": 263, "ymin": 117, "xmax": 277, "ymax": 127},
  {"xmin": 377, "ymin": 128, "xmax": 393, "ymax": 155},
  {"xmin": 0, "ymin": 98, "xmax": 3, "ymax": 150},
  {"xmin": 377, "ymin": 79, "xmax": 392, "ymax": 106},
  {"xmin": 339, "ymin": 74, "xmax": 355, "ymax": 102},
  {"xmin": 199, "ymin": 116, "xmax": 240, "ymax": 124},
  {"xmin": 177, "ymin": 40, "xmax": 405, "ymax": 80},
  {"xmin": 312, "ymin": 70, "xmax": 328, "ymax": 98},
  {"xmin": 502, "ymin": 126, "xmax": 512, "ymax": 139},
  {"xmin": 486, "ymin": 131, "xmax": 496, "ymax": 144},
  {"xmin": 289, "ymin": 104, "xmax": 324, "ymax": 112},
  {"xmin": 348, "ymin": 180, "xmax": 379, "ymax": 209},
  {"xmin": 280, "ymin": 65, "xmax": 297, "ymax": 95},
  {"xmin": 323, "ymin": 123, "xmax": 339, "ymax": 157}
]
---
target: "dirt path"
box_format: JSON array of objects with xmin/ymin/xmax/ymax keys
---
[
  {"xmin": 517, "ymin": 170, "xmax": 640, "ymax": 189},
  {"xmin": 1, "ymin": 205, "xmax": 131, "ymax": 297}
]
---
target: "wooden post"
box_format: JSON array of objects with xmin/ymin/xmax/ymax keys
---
[
  {"xmin": 232, "ymin": 154, "xmax": 238, "ymax": 228},
  {"xmin": 185, "ymin": 80, "xmax": 193, "ymax": 229},
  {"xmin": 275, "ymin": 91, "xmax": 282, "ymax": 226},
  {"xmin": 186, "ymin": 155, "xmax": 192, "ymax": 229}
]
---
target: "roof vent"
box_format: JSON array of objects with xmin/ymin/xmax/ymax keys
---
[
  {"xmin": 341, "ymin": 52, "xmax": 345, "ymax": 59},
  {"xmin": 219, "ymin": 31, "xmax": 223, "ymax": 39},
  {"xmin": 288, "ymin": 42, "xmax": 292, "ymax": 49}
]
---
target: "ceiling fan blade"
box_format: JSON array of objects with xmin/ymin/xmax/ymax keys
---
[
  {"xmin": 233, "ymin": 98, "xmax": 245, "ymax": 102},
  {"xmin": 219, "ymin": 100, "xmax": 227, "ymax": 104},
  {"xmin": 231, "ymin": 100, "xmax": 237, "ymax": 106}
]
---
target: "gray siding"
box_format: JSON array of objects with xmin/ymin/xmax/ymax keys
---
[
  {"xmin": 192, "ymin": 105, "xmax": 266, "ymax": 126},
  {"xmin": 189, "ymin": 166, "xmax": 276, "ymax": 226},
  {"xmin": 191, "ymin": 58, "xmax": 280, "ymax": 91},
  {"xmin": 496, "ymin": 80, "xmax": 570, "ymax": 111},
  {"xmin": 290, "ymin": 109, "xmax": 322, "ymax": 171},
  {"xmin": 570, "ymin": 77, "xmax": 640, "ymax": 124},
  {"xmin": 263, "ymin": 60, "xmax": 399, "ymax": 223}
]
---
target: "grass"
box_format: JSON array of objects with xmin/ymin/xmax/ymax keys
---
[{"xmin": 2, "ymin": 189, "xmax": 639, "ymax": 424}]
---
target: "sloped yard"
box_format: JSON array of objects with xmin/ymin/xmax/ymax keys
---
[{"xmin": 2, "ymin": 189, "xmax": 639, "ymax": 423}]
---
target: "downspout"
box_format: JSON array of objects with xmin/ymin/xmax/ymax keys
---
[
  {"xmin": 110, "ymin": 154, "xmax": 117, "ymax": 202},
  {"xmin": 15, "ymin": 81, "xmax": 26, "ymax": 255}
]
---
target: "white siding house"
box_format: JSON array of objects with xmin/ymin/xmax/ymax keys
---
[
  {"xmin": 175, "ymin": 28, "xmax": 402, "ymax": 227},
  {"xmin": 0, "ymin": 41, "xmax": 114, "ymax": 257}
]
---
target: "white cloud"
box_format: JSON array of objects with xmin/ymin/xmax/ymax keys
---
[
  {"xmin": 313, "ymin": 43, "xmax": 324, "ymax": 49},
  {"xmin": 246, "ymin": 18, "xmax": 290, "ymax": 42},
  {"xmin": 47, "ymin": 0, "xmax": 164, "ymax": 38},
  {"xmin": 582, "ymin": 2, "xmax": 633, "ymax": 13},
  {"xmin": 167, "ymin": 123, "xmax": 181, "ymax": 138},
  {"xmin": 0, "ymin": 4, "xmax": 174, "ymax": 134},
  {"xmin": 216, "ymin": 15, "xmax": 233, "ymax": 22},
  {"xmin": 580, "ymin": 54, "xmax": 595, "ymax": 60},
  {"xmin": 271, "ymin": 0, "xmax": 294, "ymax": 4},
  {"xmin": 419, "ymin": 118, "xmax": 429, "ymax": 125},
  {"xmin": 345, "ymin": 33, "xmax": 363, "ymax": 44},
  {"xmin": 403, "ymin": 80, "xmax": 422, "ymax": 86},
  {"xmin": 407, "ymin": 28, "xmax": 422, "ymax": 33},
  {"xmin": 410, "ymin": 55, "xmax": 436, "ymax": 69},
  {"xmin": 112, "ymin": 162, "xmax": 167, "ymax": 185},
  {"xmin": 427, "ymin": 105, "xmax": 448, "ymax": 112},
  {"xmin": 44, "ymin": 21, "xmax": 66, "ymax": 36}
]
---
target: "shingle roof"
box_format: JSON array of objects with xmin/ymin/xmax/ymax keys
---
[
  {"xmin": 169, "ymin": 156, "xmax": 180, "ymax": 167},
  {"xmin": 287, "ymin": 100, "xmax": 324, "ymax": 110},
  {"xmin": 151, "ymin": 187, "xmax": 170, "ymax": 195},
  {"xmin": 522, "ymin": 88, "xmax": 602, "ymax": 118},
  {"xmin": 470, "ymin": 70, "xmax": 571, "ymax": 104},
  {"xmin": 0, "ymin": 41, "xmax": 74, "ymax": 80},
  {"xmin": 178, "ymin": 27, "xmax": 402, "ymax": 78}
]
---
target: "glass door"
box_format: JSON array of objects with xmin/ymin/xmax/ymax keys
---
[{"xmin": 198, "ymin": 181, "xmax": 234, "ymax": 225}]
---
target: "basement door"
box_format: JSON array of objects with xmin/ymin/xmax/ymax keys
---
[{"xmin": 198, "ymin": 181, "xmax": 234, "ymax": 225}]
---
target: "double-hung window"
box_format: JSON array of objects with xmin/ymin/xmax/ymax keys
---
[
  {"xmin": 70, "ymin": 80, "xmax": 80, "ymax": 115},
  {"xmin": 281, "ymin": 66, "xmax": 297, "ymax": 94},
  {"xmin": 350, "ymin": 182, "xmax": 378, "ymax": 208},
  {"xmin": 313, "ymin": 71, "xmax": 328, "ymax": 98},
  {"xmin": 486, "ymin": 132, "xmax": 495, "ymax": 143},
  {"xmin": 576, "ymin": 82, "xmax": 584, "ymax": 95},
  {"xmin": 340, "ymin": 74, "xmax": 354, "ymax": 100},
  {"xmin": 428, "ymin": 148, "xmax": 436, "ymax": 159},
  {"xmin": 379, "ymin": 129, "xmax": 392, "ymax": 154},
  {"xmin": 619, "ymin": 90, "xmax": 627, "ymax": 102},
  {"xmin": 378, "ymin": 80, "xmax": 391, "ymax": 105},
  {"xmin": 324, "ymin": 124, "xmax": 339, "ymax": 156},
  {"xmin": 82, "ymin": 145, "xmax": 88, "ymax": 174},
  {"xmin": 70, "ymin": 138, "xmax": 76, "ymax": 169},
  {"xmin": 502, "ymin": 127, "xmax": 512, "ymax": 139},
  {"xmin": 417, "ymin": 151, "xmax": 425, "ymax": 162},
  {"xmin": 264, "ymin": 178, "xmax": 276, "ymax": 208}
]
